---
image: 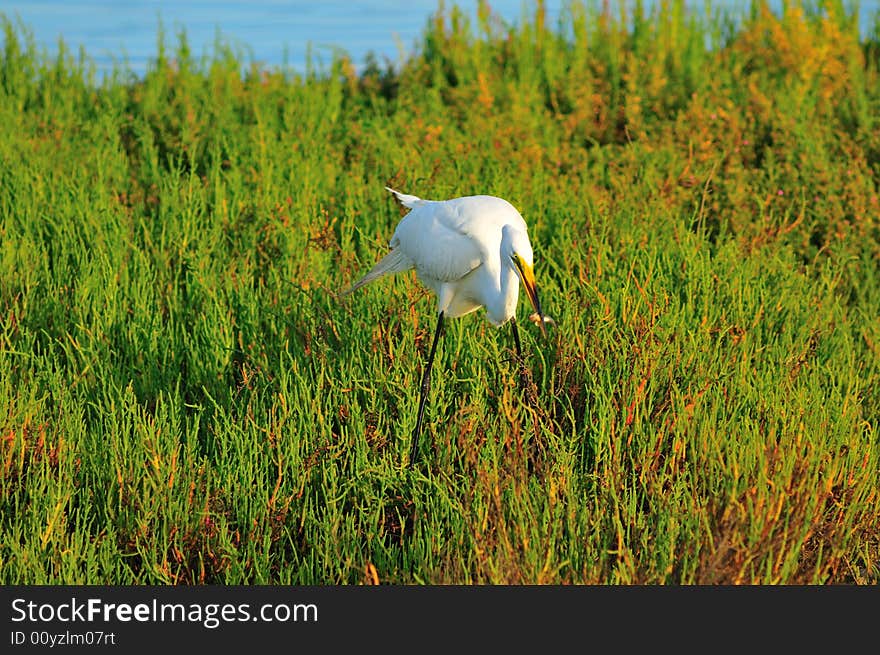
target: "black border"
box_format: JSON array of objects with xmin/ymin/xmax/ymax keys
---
[{"xmin": 2, "ymin": 585, "xmax": 876, "ymax": 650}]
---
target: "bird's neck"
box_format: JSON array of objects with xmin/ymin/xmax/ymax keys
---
[{"xmin": 486, "ymin": 263, "xmax": 519, "ymax": 326}]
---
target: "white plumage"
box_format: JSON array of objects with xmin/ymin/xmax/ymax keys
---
[
  {"xmin": 343, "ymin": 187, "xmax": 544, "ymax": 329},
  {"xmin": 342, "ymin": 186, "xmax": 549, "ymax": 467}
]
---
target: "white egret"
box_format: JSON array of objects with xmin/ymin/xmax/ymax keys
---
[{"xmin": 342, "ymin": 186, "xmax": 550, "ymax": 467}]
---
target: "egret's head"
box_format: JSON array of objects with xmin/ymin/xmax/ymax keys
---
[{"xmin": 504, "ymin": 228, "xmax": 548, "ymax": 337}]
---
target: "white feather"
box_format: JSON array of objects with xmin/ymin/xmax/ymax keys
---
[{"xmin": 343, "ymin": 186, "xmax": 543, "ymax": 327}]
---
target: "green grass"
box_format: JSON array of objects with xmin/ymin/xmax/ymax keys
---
[{"xmin": 1, "ymin": 0, "xmax": 879, "ymax": 584}]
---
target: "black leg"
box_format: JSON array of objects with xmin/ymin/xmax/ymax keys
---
[
  {"xmin": 510, "ymin": 317, "xmax": 529, "ymax": 390},
  {"xmin": 511, "ymin": 316, "xmax": 522, "ymax": 360},
  {"xmin": 410, "ymin": 311, "xmax": 444, "ymax": 468}
]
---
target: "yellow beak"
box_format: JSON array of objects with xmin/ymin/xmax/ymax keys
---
[{"xmin": 513, "ymin": 256, "xmax": 547, "ymax": 337}]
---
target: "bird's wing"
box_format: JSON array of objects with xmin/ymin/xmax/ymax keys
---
[
  {"xmin": 385, "ymin": 187, "xmax": 425, "ymax": 210},
  {"xmin": 391, "ymin": 201, "xmax": 484, "ymax": 283},
  {"xmin": 340, "ymin": 247, "xmax": 413, "ymax": 296}
]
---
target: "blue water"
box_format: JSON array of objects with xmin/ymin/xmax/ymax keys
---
[
  {"xmin": 1, "ymin": 1, "xmax": 877, "ymax": 78},
  {"xmin": 0, "ymin": 0, "xmax": 563, "ymax": 77}
]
